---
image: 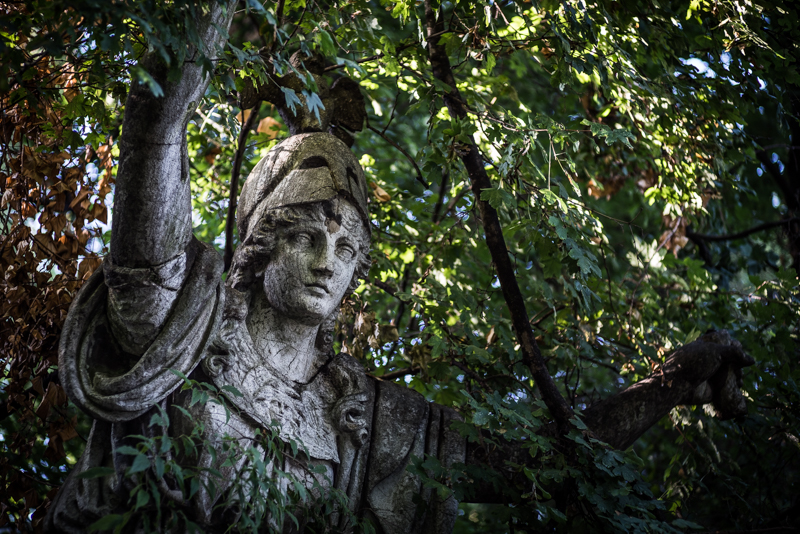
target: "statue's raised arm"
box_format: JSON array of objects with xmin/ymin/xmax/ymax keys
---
[
  {"xmin": 58, "ymin": 1, "xmax": 237, "ymax": 423},
  {"xmin": 114, "ymin": 2, "xmax": 237, "ymax": 269}
]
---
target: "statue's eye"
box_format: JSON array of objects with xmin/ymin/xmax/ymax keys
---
[
  {"xmin": 292, "ymin": 232, "xmax": 313, "ymax": 247},
  {"xmin": 336, "ymin": 243, "xmax": 356, "ymax": 260}
]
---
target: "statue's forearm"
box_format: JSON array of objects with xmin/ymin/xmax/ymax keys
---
[
  {"xmin": 461, "ymin": 334, "xmax": 754, "ymax": 503},
  {"xmin": 111, "ymin": 2, "xmax": 237, "ymax": 268},
  {"xmin": 582, "ymin": 337, "xmax": 752, "ymax": 449},
  {"xmin": 580, "ymin": 371, "xmax": 694, "ymax": 450}
]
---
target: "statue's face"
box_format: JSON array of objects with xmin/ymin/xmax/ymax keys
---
[{"xmin": 261, "ymin": 200, "xmax": 362, "ymax": 325}]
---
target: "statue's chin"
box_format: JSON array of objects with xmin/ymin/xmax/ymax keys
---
[{"xmin": 265, "ymin": 290, "xmax": 338, "ymax": 326}]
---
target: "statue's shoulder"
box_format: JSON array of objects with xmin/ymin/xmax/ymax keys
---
[{"xmin": 59, "ymin": 237, "xmax": 224, "ymax": 422}]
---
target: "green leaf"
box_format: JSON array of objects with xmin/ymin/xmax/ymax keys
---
[
  {"xmin": 131, "ymin": 66, "xmax": 163, "ymax": 98},
  {"xmin": 128, "ymin": 454, "xmax": 151, "ymax": 475},
  {"xmin": 316, "ymin": 29, "xmax": 335, "ymax": 57},
  {"xmin": 134, "ymin": 488, "xmax": 150, "ymax": 510},
  {"xmin": 88, "ymin": 514, "xmax": 124, "ymax": 532},
  {"xmin": 221, "ymin": 384, "xmax": 243, "ymax": 398},
  {"xmin": 115, "ymin": 446, "xmax": 141, "ymax": 456},
  {"xmin": 485, "ymin": 52, "xmax": 496, "ymax": 74},
  {"xmin": 473, "ymin": 408, "xmax": 491, "ymax": 426},
  {"xmin": 480, "ymin": 187, "xmax": 515, "ymax": 210}
]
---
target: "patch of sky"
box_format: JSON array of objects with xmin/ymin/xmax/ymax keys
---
[
  {"xmin": 720, "ymin": 52, "xmax": 731, "ymax": 70},
  {"xmin": 681, "ymin": 57, "xmax": 717, "ymax": 78},
  {"xmin": 406, "ymin": 210, "xmax": 417, "ymax": 221},
  {"xmin": 506, "ymin": 390, "xmax": 525, "ymax": 402},
  {"xmin": 86, "ymin": 162, "xmax": 99, "ymax": 181},
  {"xmin": 24, "ymin": 217, "xmax": 41, "ymax": 233},
  {"xmin": 86, "ymin": 236, "xmax": 104, "ymax": 253},
  {"xmin": 772, "ymin": 192, "xmax": 781, "ymax": 208}
]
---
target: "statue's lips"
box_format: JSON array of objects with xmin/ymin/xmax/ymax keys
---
[{"xmin": 306, "ymin": 282, "xmax": 330, "ymax": 294}]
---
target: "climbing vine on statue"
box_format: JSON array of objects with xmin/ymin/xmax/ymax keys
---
[{"xmin": 2, "ymin": 0, "xmax": 799, "ymax": 532}]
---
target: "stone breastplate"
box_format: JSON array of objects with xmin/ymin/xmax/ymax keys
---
[
  {"xmin": 200, "ymin": 289, "xmax": 370, "ymax": 464},
  {"xmin": 204, "ymin": 336, "xmax": 341, "ymax": 462}
]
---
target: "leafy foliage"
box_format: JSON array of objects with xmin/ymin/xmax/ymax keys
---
[
  {"xmin": 2, "ymin": 0, "xmax": 799, "ymax": 532},
  {"xmin": 73, "ymin": 375, "xmax": 372, "ymax": 533}
]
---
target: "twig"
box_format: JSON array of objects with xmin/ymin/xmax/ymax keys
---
[
  {"xmin": 279, "ymin": 4, "xmax": 307, "ymax": 52},
  {"xmin": 687, "ymin": 218, "xmax": 798, "ymax": 242},
  {"xmin": 375, "ymin": 367, "xmax": 420, "ymax": 380},
  {"xmin": 668, "ymin": 413, "xmax": 699, "ymax": 454},
  {"xmin": 373, "ymin": 279, "xmax": 399, "ymax": 297},
  {"xmin": 224, "ymin": 106, "xmax": 260, "ymax": 272},
  {"xmin": 431, "ymin": 171, "xmax": 450, "ymax": 223},
  {"xmin": 530, "ymin": 305, "xmax": 564, "ymax": 327},
  {"xmin": 434, "ymin": 184, "xmax": 471, "ymax": 225},
  {"xmin": 366, "ymin": 123, "xmax": 429, "ymax": 189},
  {"xmin": 578, "ymin": 354, "xmax": 619, "ymax": 374}
]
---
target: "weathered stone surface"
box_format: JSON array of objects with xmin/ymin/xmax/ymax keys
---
[
  {"xmin": 238, "ymin": 52, "xmax": 366, "ymax": 146},
  {"xmin": 51, "ymin": 97, "xmax": 462, "ymax": 534},
  {"xmin": 582, "ymin": 331, "xmax": 754, "ymax": 450}
]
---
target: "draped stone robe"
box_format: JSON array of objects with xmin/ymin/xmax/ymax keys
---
[{"xmin": 47, "ymin": 237, "xmax": 466, "ymax": 534}]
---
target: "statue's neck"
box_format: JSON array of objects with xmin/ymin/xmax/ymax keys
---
[{"xmin": 245, "ymin": 292, "xmax": 320, "ymax": 383}]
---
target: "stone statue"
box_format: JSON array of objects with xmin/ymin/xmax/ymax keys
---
[
  {"xmin": 49, "ymin": 128, "xmax": 465, "ymax": 533},
  {"xmin": 46, "ymin": 2, "xmax": 756, "ymax": 532}
]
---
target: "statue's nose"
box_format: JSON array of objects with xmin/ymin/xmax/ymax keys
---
[
  {"xmin": 311, "ymin": 247, "xmax": 334, "ymax": 277},
  {"xmin": 312, "ymin": 264, "xmax": 334, "ymax": 277}
]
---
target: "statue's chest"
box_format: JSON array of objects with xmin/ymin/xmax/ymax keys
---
[{"xmin": 204, "ymin": 347, "xmax": 340, "ymax": 463}]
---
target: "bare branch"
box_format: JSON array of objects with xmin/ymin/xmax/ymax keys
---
[
  {"xmin": 423, "ymin": 0, "xmax": 572, "ymax": 430},
  {"xmin": 366, "ymin": 123, "xmax": 429, "ymax": 189},
  {"xmin": 687, "ymin": 218, "xmax": 798, "ymax": 242},
  {"xmin": 224, "ymin": 106, "xmax": 260, "ymax": 272}
]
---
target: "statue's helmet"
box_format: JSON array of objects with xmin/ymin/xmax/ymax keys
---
[{"xmin": 236, "ymin": 132, "xmax": 370, "ymax": 242}]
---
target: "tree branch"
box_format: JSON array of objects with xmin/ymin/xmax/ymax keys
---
[
  {"xmin": 366, "ymin": 123, "xmax": 429, "ymax": 189},
  {"xmin": 687, "ymin": 218, "xmax": 798, "ymax": 243},
  {"xmin": 224, "ymin": 105, "xmax": 260, "ymax": 272},
  {"xmin": 423, "ymin": 0, "xmax": 572, "ymax": 430},
  {"xmin": 375, "ymin": 367, "xmax": 420, "ymax": 380},
  {"xmin": 431, "ymin": 170, "xmax": 450, "ymax": 223}
]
